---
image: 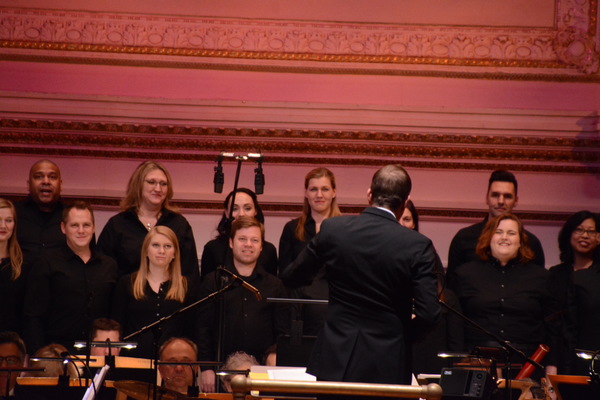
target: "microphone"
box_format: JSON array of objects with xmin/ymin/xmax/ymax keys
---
[
  {"xmin": 254, "ymin": 157, "xmax": 264, "ymax": 195},
  {"xmin": 217, "ymin": 267, "xmax": 262, "ymax": 301},
  {"xmin": 214, "ymin": 156, "xmax": 224, "ymax": 193}
]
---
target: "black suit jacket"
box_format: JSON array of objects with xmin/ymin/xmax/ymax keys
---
[{"xmin": 281, "ymin": 207, "xmax": 441, "ymax": 385}]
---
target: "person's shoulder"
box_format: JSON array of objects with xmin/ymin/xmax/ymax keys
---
[
  {"xmin": 263, "ymin": 240, "xmax": 277, "ymax": 251},
  {"xmin": 94, "ymin": 251, "xmax": 119, "ymax": 269},
  {"xmin": 523, "ymin": 227, "xmax": 542, "ymax": 243},
  {"xmin": 203, "ymin": 236, "xmax": 226, "ymax": 251},
  {"xmin": 454, "ymin": 259, "xmax": 485, "ymax": 274},
  {"xmin": 548, "ymin": 262, "xmax": 569, "ymax": 274},
  {"xmin": 454, "ymin": 220, "xmax": 485, "ymax": 237},
  {"xmin": 283, "ymin": 217, "xmax": 300, "ymax": 230}
]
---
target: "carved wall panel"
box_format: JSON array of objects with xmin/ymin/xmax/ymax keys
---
[{"xmin": 0, "ymin": 0, "xmax": 598, "ymax": 77}]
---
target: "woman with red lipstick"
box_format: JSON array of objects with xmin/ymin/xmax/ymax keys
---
[
  {"xmin": 278, "ymin": 167, "xmax": 341, "ymax": 335},
  {"xmin": 98, "ymin": 161, "xmax": 199, "ymax": 281},
  {"xmin": 0, "ymin": 198, "xmax": 26, "ymax": 333},
  {"xmin": 549, "ymin": 210, "xmax": 600, "ymax": 375},
  {"xmin": 112, "ymin": 225, "xmax": 196, "ymax": 358},
  {"xmin": 449, "ymin": 213, "xmax": 560, "ymax": 380}
]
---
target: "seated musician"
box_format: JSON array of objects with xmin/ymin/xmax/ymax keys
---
[
  {"xmin": 220, "ymin": 351, "xmax": 258, "ymax": 393},
  {"xmin": 158, "ymin": 337, "xmax": 199, "ymax": 395},
  {"xmin": 0, "ymin": 331, "xmax": 27, "ymax": 398},
  {"xmin": 90, "ymin": 318, "xmax": 122, "ymax": 357},
  {"xmin": 27, "ymin": 343, "xmax": 77, "ymax": 378}
]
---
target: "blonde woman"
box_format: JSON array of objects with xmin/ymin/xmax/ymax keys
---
[
  {"xmin": 112, "ymin": 226, "xmax": 196, "ymax": 358},
  {"xmin": 98, "ymin": 161, "xmax": 199, "ymax": 280},
  {"xmin": 0, "ymin": 198, "xmax": 25, "ymax": 333}
]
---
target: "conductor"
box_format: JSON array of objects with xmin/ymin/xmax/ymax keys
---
[{"xmin": 281, "ymin": 164, "xmax": 440, "ymax": 387}]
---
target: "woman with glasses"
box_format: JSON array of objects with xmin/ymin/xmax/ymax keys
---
[
  {"xmin": 549, "ymin": 210, "xmax": 600, "ymax": 374},
  {"xmin": 98, "ymin": 161, "xmax": 199, "ymax": 280},
  {"xmin": 0, "ymin": 198, "xmax": 26, "ymax": 334}
]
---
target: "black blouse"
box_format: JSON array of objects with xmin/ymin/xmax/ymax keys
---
[
  {"xmin": 450, "ymin": 258, "xmax": 561, "ymax": 366},
  {"xmin": 0, "ymin": 258, "xmax": 28, "ymax": 334},
  {"xmin": 111, "ymin": 273, "xmax": 196, "ymax": 359},
  {"xmin": 98, "ymin": 208, "xmax": 199, "ymax": 281}
]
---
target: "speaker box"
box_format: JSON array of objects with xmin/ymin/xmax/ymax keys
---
[{"xmin": 440, "ymin": 368, "xmax": 493, "ymax": 400}]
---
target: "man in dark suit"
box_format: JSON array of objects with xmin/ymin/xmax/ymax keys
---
[{"xmin": 281, "ymin": 164, "xmax": 440, "ymax": 387}]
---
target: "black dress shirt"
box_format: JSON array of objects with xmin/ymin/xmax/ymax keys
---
[
  {"xmin": 196, "ymin": 263, "xmax": 289, "ymax": 362},
  {"xmin": 550, "ymin": 261, "xmax": 600, "ymax": 374},
  {"xmin": 447, "ymin": 217, "xmax": 546, "ymax": 279},
  {"xmin": 279, "ymin": 217, "xmax": 328, "ymax": 335},
  {"xmin": 200, "ymin": 235, "xmax": 278, "ymax": 278},
  {"xmin": 0, "ymin": 258, "xmax": 29, "ymax": 334},
  {"xmin": 97, "ymin": 208, "xmax": 199, "ymax": 281},
  {"xmin": 111, "ymin": 274, "xmax": 197, "ymax": 359},
  {"xmin": 15, "ymin": 197, "xmax": 65, "ymax": 263},
  {"xmin": 23, "ymin": 244, "xmax": 118, "ymax": 353},
  {"xmin": 279, "ymin": 216, "xmax": 316, "ymax": 275},
  {"xmin": 450, "ymin": 258, "xmax": 560, "ymax": 367}
]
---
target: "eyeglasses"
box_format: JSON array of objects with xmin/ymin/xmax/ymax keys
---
[
  {"xmin": 573, "ymin": 228, "xmax": 598, "ymax": 237},
  {"xmin": 0, "ymin": 356, "xmax": 21, "ymax": 366},
  {"xmin": 144, "ymin": 179, "xmax": 168, "ymax": 188}
]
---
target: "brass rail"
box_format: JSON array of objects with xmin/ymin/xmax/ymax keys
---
[{"xmin": 230, "ymin": 376, "xmax": 442, "ymax": 400}]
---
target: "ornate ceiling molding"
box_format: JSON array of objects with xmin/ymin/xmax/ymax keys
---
[
  {"xmin": 1, "ymin": 118, "xmax": 598, "ymax": 174},
  {"xmin": 0, "ymin": 0, "xmax": 598, "ymax": 77}
]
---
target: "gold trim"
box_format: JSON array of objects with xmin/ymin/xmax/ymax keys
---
[
  {"xmin": 1, "ymin": 118, "xmax": 598, "ymax": 173},
  {"xmin": 0, "ymin": 0, "xmax": 598, "ymax": 77}
]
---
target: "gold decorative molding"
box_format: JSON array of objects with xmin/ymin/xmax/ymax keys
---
[
  {"xmin": 0, "ymin": 0, "xmax": 598, "ymax": 76},
  {"xmin": 1, "ymin": 118, "xmax": 598, "ymax": 173}
]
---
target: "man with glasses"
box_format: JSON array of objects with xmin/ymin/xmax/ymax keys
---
[{"xmin": 0, "ymin": 331, "xmax": 26, "ymax": 398}]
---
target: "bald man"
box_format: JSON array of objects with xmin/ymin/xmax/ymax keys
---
[{"xmin": 15, "ymin": 159, "xmax": 65, "ymax": 262}]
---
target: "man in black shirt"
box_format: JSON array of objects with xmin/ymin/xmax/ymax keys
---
[
  {"xmin": 447, "ymin": 170, "xmax": 545, "ymax": 279},
  {"xmin": 197, "ymin": 216, "xmax": 288, "ymax": 392},
  {"xmin": 15, "ymin": 159, "xmax": 65, "ymax": 263},
  {"xmin": 24, "ymin": 201, "xmax": 118, "ymax": 354}
]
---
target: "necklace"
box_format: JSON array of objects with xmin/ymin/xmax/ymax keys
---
[{"xmin": 146, "ymin": 223, "xmax": 151, "ymax": 231}]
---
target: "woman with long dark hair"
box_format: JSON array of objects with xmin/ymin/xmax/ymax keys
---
[
  {"xmin": 549, "ymin": 210, "xmax": 600, "ymax": 374},
  {"xmin": 200, "ymin": 188, "xmax": 278, "ymax": 278}
]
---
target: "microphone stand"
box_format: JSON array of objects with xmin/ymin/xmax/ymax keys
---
[
  {"xmin": 123, "ymin": 280, "xmax": 238, "ymax": 400},
  {"xmin": 439, "ymin": 299, "xmax": 545, "ymax": 400},
  {"xmin": 212, "ymin": 151, "xmax": 263, "ymax": 392}
]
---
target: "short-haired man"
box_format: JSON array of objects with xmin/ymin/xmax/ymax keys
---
[
  {"xmin": 281, "ymin": 165, "xmax": 441, "ymax": 386},
  {"xmin": 24, "ymin": 201, "xmax": 118, "ymax": 354},
  {"xmin": 0, "ymin": 331, "xmax": 26, "ymax": 398},
  {"xmin": 158, "ymin": 337, "xmax": 199, "ymax": 395},
  {"xmin": 90, "ymin": 318, "xmax": 122, "ymax": 356},
  {"xmin": 15, "ymin": 160, "xmax": 65, "ymax": 262},
  {"xmin": 447, "ymin": 170, "xmax": 545, "ymax": 279},
  {"xmin": 196, "ymin": 216, "xmax": 289, "ymax": 392}
]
